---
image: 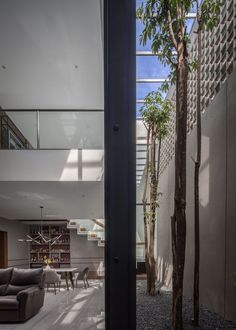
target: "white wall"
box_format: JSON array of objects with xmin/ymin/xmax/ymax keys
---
[
  {"xmin": 157, "ymin": 69, "xmax": 236, "ymax": 322},
  {"xmin": 70, "ymin": 230, "xmax": 104, "ymax": 275},
  {"xmin": 136, "ymin": 172, "xmax": 158, "ymax": 261},
  {"xmin": 0, "ymin": 218, "xmax": 29, "ymax": 268}
]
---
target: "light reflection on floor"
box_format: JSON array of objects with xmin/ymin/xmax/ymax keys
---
[{"xmin": 0, "ymin": 280, "xmax": 105, "ymax": 330}]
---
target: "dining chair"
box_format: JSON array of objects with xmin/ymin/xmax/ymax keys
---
[
  {"xmin": 75, "ymin": 267, "xmax": 89, "ymax": 289},
  {"xmin": 44, "ymin": 268, "xmax": 61, "ymax": 294}
]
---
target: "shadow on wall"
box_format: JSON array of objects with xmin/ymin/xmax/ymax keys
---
[
  {"xmin": 156, "ymin": 256, "xmax": 172, "ymax": 289},
  {"xmin": 156, "ymin": 69, "xmax": 236, "ymax": 323}
]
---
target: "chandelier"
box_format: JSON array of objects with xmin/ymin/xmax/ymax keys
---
[{"xmin": 18, "ymin": 206, "xmax": 62, "ymax": 245}]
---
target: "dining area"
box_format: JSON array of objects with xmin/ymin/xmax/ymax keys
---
[
  {"xmin": 44, "ymin": 267, "xmax": 90, "ymax": 294},
  {"xmin": 0, "ymin": 220, "xmax": 105, "ymax": 328}
]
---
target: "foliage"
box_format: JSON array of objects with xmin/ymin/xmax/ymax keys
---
[
  {"xmin": 137, "ymin": 0, "xmax": 223, "ymax": 77},
  {"xmin": 137, "ymin": 0, "xmax": 223, "ymax": 325},
  {"xmin": 200, "ymin": 0, "xmax": 223, "ymax": 31},
  {"xmin": 137, "ymin": 0, "xmax": 194, "ymax": 77},
  {"xmin": 141, "ymin": 88, "xmax": 171, "ymax": 296},
  {"xmin": 140, "ymin": 90, "xmax": 172, "ymax": 295},
  {"xmin": 140, "ymin": 90, "xmax": 172, "ymax": 139}
]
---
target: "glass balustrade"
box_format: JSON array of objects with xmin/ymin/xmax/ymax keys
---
[{"xmin": 0, "ymin": 110, "xmax": 103, "ymax": 150}]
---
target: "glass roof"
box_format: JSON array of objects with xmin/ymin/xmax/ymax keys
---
[
  {"xmin": 137, "ymin": 56, "xmax": 171, "ymax": 79},
  {"xmin": 136, "ymin": 1, "xmax": 197, "ymax": 113},
  {"xmin": 136, "ymin": 0, "xmax": 197, "ymax": 184},
  {"xmin": 136, "ymin": 82, "xmax": 167, "ymax": 101}
]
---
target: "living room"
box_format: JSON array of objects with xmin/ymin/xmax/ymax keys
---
[{"xmin": 0, "ymin": 199, "xmax": 105, "ymax": 328}]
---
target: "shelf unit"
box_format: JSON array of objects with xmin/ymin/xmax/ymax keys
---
[{"xmin": 29, "ymin": 224, "xmax": 70, "ymax": 268}]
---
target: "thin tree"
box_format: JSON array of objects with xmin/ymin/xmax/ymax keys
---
[
  {"xmin": 137, "ymin": 1, "xmax": 223, "ymax": 327},
  {"xmin": 137, "ymin": 2, "xmax": 193, "ymax": 328},
  {"xmin": 140, "ymin": 90, "xmax": 172, "ymax": 296},
  {"xmin": 192, "ymin": 0, "xmax": 222, "ymax": 326}
]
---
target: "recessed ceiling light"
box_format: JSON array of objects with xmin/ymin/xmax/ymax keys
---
[{"xmin": 74, "ymin": 64, "xmax": 78, "ymax": 69}]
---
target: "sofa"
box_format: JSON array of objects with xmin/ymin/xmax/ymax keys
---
[{"xmin": 0, "ymin": 267, "xmax": 45, "ymax": 322}]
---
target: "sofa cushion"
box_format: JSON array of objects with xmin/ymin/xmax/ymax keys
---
[
  {"xmin": 10, "ymin": 268, "xmax": 43, "ymax": 286},
  {"xmin": 0, "ymin": 268, "xmax": 13, "ymax": 295},
  {"xmin": 0, "ymin": 268, "xmax": 13, "ymax": 285},
  {"xmin": 0, "ymin": 284, "xmax": 7, "ymax": 296},
  {"xmin": 0, "ymin": 295, "xmax": 19, "ymax": 310},
  {"xmin": 6, "ymin": 284, "xmax": 38, "ymax": 295}
]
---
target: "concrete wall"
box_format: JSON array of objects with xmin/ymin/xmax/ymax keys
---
[
  {"xmin": 70, "ymin": 230, "xmax": 104, "ymax": 275},
  {"xmin": 0, "ymin": 218, "xmax": 29, "ymax": 268},
  {"xmin": 157, "ymin": 68, "xmax": 236, "ymax": 322},
  {"xmin": 225, "ymin": 72, "xmax": 236, "ymax": 320}
]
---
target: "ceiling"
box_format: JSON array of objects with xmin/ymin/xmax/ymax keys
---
[
  {"xmin": 0, "ymin": 181, "xmax": 104, "ymax": 220},
  {"xmin": 0, "ymin": 1, "xmax": 144, "ymax": 223},
  {"xmin": 0, "ymin": 0, "xmax": 104, "ymax": 109}
]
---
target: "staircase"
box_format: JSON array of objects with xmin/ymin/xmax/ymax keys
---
[{"xmin": 67, "ymin": 219, "xmax": 105, "ymax": 247}]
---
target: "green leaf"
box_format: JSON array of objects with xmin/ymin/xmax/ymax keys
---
[{"xmin": 140, "ymin": 89, "xmax": 172, "ymax": 141}]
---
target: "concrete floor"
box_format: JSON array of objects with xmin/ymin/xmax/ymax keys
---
[{"xmin": 0, "ymin": 280, "xmax": 105, "ymax": 330}]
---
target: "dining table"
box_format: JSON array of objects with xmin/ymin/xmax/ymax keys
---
[{"xmin": 53, "ymin": 267, "xmax": 78, "ymax": 290}]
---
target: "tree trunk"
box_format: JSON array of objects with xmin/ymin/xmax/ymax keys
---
[
  {"xmin": 193, "ymin": 7, "xmax": 202, "ymax": 325},
  {"xmin": 156, "ymin": 137, "xmax": 162, "ymax": 184},
  {"xmin": 148, "ymin": 126, "xmax": 157, "ymax": 295},
  {"xmin": 155, "ymin": 136, "xmax": 162, "ymax": 282},
  {"xmin": 171, "ymin": 42, "xmax": 188, "ymax": 330},
  {"xmin": 142, "ymin": 128, "xmax": 150, "ymax": 294}
]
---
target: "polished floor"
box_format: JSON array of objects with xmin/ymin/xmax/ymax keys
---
[{"xmin": 0, "ymin": 280, "xmax": 105, "ymax": 330}]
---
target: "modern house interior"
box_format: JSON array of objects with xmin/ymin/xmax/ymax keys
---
[
  {"xmin": 0, "ymin": 0, "xmax": 236, "ymax": 329},
  {"xmin": 0, "ymin": 0, "xmax": 106, "ymax": 329}
]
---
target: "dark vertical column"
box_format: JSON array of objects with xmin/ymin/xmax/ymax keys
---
[{"xmin": 104, "ymin": 0, "xmax": 136, "ymax": 329}]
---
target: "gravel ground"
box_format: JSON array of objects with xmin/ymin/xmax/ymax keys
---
[{"xmin": 137, "ymin": 281, "xmax": 236, "ymax": 330}]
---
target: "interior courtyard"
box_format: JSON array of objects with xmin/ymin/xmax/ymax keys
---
[{"xmin": 0, "ymin": 0, "xmax": 236, "ymax": 329}]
